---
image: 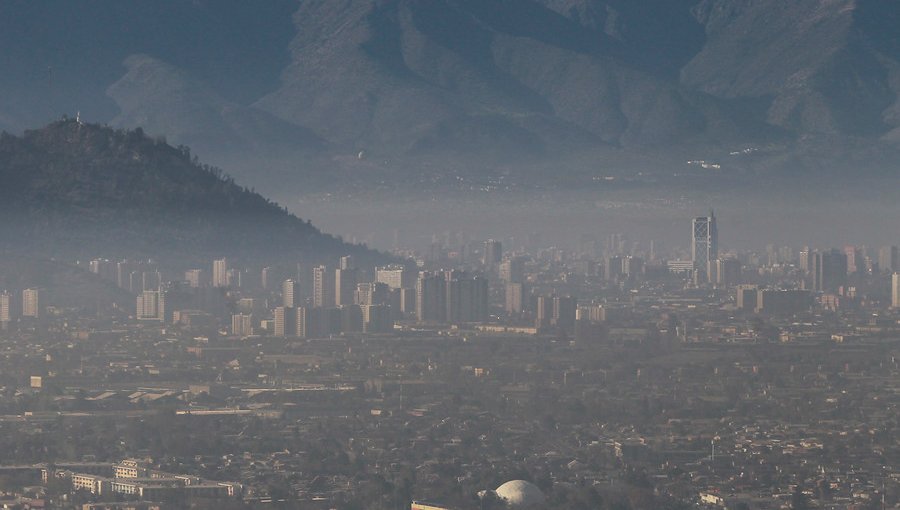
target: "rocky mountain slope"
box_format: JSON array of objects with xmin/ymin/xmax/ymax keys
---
[{"xmin": 0, "ymin": 0, "xmax": 898, "ymax": 186}]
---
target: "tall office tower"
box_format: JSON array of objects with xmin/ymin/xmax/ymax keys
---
[
  {"xmin": 716, "ymin": 259, "xmax": 742, "ymax": 288},
  {"xmin": 339, "ymin": 255, "xmax": 354, "ymax": 271},
  {"xmin": 691, "ymin": 210, "xmax": 718, "ymax": 285},
  {"xmin": 399, "ymin": 288, "xmax": 416, "ymax": 315},
  {"xmin": 282, "ymin": 279, "xmax": 300, "ymax": 308},
  {"xmin": 799, "ymin": 247, "xmax": 812, "ymax": 272},
  {"xmin": 22, "ymin": 288, "xmax": 39, "ymax": 318},
  {"xmin": 127, "ymin": 271, "xmax": 144, "ymax": 293},
  {"xmin": 136, "ymin": 289, "xmax": 165, "ymax": 321},
  {"xmin": 552, "ymin": 296, "xmax": 577, "ymax": 332},
  {"xmin": 227, "ymin": 268, "xmax": 242, "ymax": 289},
  {"xmin": 232, "ymin": 314, "xmax": 253, "ymax": 337},
  {"xmin": 260, "ymin": 267, "xmax": 273, "ymax": 290},
  {"xmin": 483, "ymin": 239, "xmax": 502, "ymax": 266},
  {"xmin": 376, "ymin": 265, "xmax": 413, "ymax": 290},
  {"xmin": 312, "ymin": 265, "xmax": 334, "ymax": 308},
  {"xmin": 116, "ymin": 260, "xmax": 133, "ymax": 289},
  {"xmin": 184, "ymin": 269, "xmax": 203, "ymax": 288},
  {"xmin": 274, "ymin": 306, "xmax": 298, "ymax": 337},
  {"xmin": 893, "ymin": 273, "xmax": 900, "ymax": 309},
  {"xmin": 879, "ymin": 246, "xmax": 899, "ymax": 273},
  {"xmin": 843, "ymin": 245, "xmax": 860, "ymax": 274},
  {"xmin": 535, "ymin": 295, "xmax": 553, "ymax": 330},
  {"xmin": 335, "ymin": 267, "xmax": 358, "ymax": 306},
  {"xmin": 446, "ymin": 272, "xmax": 489, "ymax": 323},
  {"xmin": 274, "ymin": 307, "xmax": 286, "ymax": 337},
  {"xmin": 212, "ymin": 258, "xmax": 229, "ymax": 288},
  {"xmin": 622, "ymin": 256, "xmax": 644, "ymax": 278},
  {"xmin": 295, "ymin": 306, "xmax": 308, "ymax": 338},
  {"xmin": 416, "ymin": 271, "xmax": 447, "ymax": 323},
  {"xmin": 811, "ymin": 249, "xmax": 848, "ymax": 293},
  {"xmin": 0, "ymin": 291, "xmax": 11, "ymax": 327},
  {"xmin": 499, "ymin": 257, "xmax": 525, "ymax": 283},
  {"xmin": 505, "ymin": 282, "xmax": 525, "ymax": 315}
]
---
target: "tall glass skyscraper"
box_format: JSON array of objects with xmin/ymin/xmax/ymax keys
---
[{"xmin": 692, "ymin": 210, "xmax": 718, "ymax": 285}]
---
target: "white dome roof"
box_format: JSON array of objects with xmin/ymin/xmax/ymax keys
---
[{"xmin": 495, "ymin": 480, "xmax": 545, "ymax": 508}]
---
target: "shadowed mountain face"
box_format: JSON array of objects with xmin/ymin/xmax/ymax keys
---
[
  {"xmin": 0, "ymin": 120, "xmax": 387, "ymax": 265},
  {"xmin": 0, "ymin": 0, "xmax": 898, "ymax": 186},
  {"xmin": 107, "ymin": 54, "xmax": 324, "ymax": 158},
  {"xmin": 254, "ymin": 0, "xmax": 730, "ymax": 153},
  {"xmin": 682, "ymin": 0, "xmax": 900, "ymax": 137}
]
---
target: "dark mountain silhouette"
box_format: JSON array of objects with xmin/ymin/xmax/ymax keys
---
[{"xmin": 0, "ymin": 120, "xmax": 385, "ymax": 265}]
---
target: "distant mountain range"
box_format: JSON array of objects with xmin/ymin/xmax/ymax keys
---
[
  {"xmin": 1, "ymin": 0, "xmax": 899, "ymax": 188},
  {"xmin": 0, "ymin": 120, "xmax": 386, "ymax": 265}
]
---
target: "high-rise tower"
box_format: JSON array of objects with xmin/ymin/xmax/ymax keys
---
[
  {"xmin": 312, "ymin": 265, "xmax": 334, "ymax": 308},
  {"xmin": 891, "ymin": 273, "xmax": 900, "ymax": 309},
  {"xmin": 212, "ymin": 258, "xmax": 229, "ymax": 288},
  {"xmin": 22, "ymin": 288, "xmax": 40, "ymax": 318},
  {"xmin": 811, "ymin": 249, "xmax": 848, "ymax": 293},
  {"xmin": 282, "ymin": 279, "xmax": 300, "ymax": 308},
  {"xmin": 691, "ymin": 210, "xmax": 718, "ymax": 285}
]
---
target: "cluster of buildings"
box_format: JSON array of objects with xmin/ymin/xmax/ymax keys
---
[
  {"xmin": 0, "ymin": 212, "xmax": 898, "ymax": 508},
  {"xmin": 54, "ymin": 459, "xmax": 240, "ymax": 500},
  {"xmin": 0, "ymin": 288, "xmax": 41, "ymax": 327}
]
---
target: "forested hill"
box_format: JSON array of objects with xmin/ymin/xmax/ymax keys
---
[{"xmin": 0, "ymin": 119, "xmax": 384, "ymax": 264}]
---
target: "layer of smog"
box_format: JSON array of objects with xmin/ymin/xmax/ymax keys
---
[{"xmin": 1, "ymin": 2, "xmax": 899, "ymax": 509}]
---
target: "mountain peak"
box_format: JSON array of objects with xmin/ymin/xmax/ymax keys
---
[{"xmin": 0, "ymin": 120, "xmax": 385, "ymax": 265}]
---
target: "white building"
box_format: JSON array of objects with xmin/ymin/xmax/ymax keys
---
[
  {"xmin": 212, "ymin": 258, "xmax": 229, "ymax": 288},
  {"xmin": 22, "ymin": 288, "xmax": 39, "ymax": 318}
]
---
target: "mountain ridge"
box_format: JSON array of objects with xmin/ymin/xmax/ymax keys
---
[
  {"xmin": 0, "ymin": 119, "xmax": 387, "ymax": 265},
  {"xmin": 0, "ymin": 0, "xmax": 898, "ymax": 187}
]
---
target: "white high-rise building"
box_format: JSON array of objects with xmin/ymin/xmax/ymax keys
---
[
  {"xmin": 232, "ymin": 313, "xmax": 253, "ymax": 337},
  {"xmin": 892, "ymin": 272, "xmax": 900, "ymax": 309},
  {"xmin": 136, "ymin": 289, "xmax": 166, "ymax": 321},
  {"xmin": 22, "ymin": 288, "xmax": 39, "ymax": 318},
  {"xmin": 282, "ymin": 279, "xmax": 300, "ymax": 308},
  {"xmin": 376, "ymin": 265, "xmax": 412, "ymax": 290},
  {"xmin": 0, "ymin": 291, "xmax": 11, "ymax": 326},
  {"xmin": 499, "ymin": 258, "xmax": 524, "ymax": 283},
  {"xmin": 312, "ymin": 265, "xmax": 333, "ymax": 308},
  {"xmin": 212, "ymin": 258, "xmax": 229, "ymax": 288},
  {"xmin": 505, "ymin": 282, "xmax": 524, "ymax": 315},
  {"xmin": 260, "ymin": 266, "xmax": 274, "ymax": 290},
  {"xmin": 880, "ymin": 246, "xmax": 899, "ymax": 273},
  {"xmin": 185, "ymin": 269, "xmax": 203, "ymax": 288}
]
